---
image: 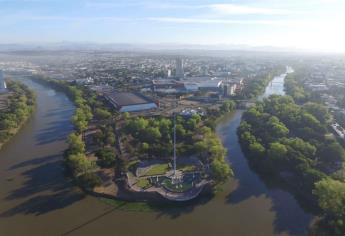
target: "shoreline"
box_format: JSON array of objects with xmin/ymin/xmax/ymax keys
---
[
  {"xmin": 29, "ymin": 75, "xmax": 231, "ymax": 204},
  {"xmin": 0, "ymin": 90, "xmax": 36, "ymax": 151},
  {"xmin": 93, "ymin": 110, "xmax": 237, "ymax": 205}
]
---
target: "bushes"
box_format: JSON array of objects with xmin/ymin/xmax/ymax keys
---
[
  {"xmin": 67, "ymin": 133, "xmax": 85, "ymax": 154},
  {"xmin": 211, "ymin": 157, "xmax": 233, "ymax": 183},
  {"xmin": 66, "ymin": 153, "xmax": 94, "ymax": 176},
  {"xmin": 65, "ymin": 133, "xmax": 101, "ymax": 189},
  {"xmin": 220, "ymin": 100, "xmax": 236, "ymax": 113},
  {"xmin": 77, "ymin": 172, "xmax": 102, "ymax": 190},
  {"xmin": 314, "ymin": 178, "xmax": 345, "ymax": 235},
  {"xmin": 95, "ymin": 147, "xmax": 116, "ymax": 168}
]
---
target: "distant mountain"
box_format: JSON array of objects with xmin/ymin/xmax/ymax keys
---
[{"xmin": 0, "ymin": 42, "xmax": 300, "ymax": 53}]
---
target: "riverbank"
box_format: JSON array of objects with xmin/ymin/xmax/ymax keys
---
[
  {"xmin": 0, "ymin": 81, "xmax": 36, "ymax": 150},
  {"xmin": 29, "ymin": 75, "xmax": 234, "ymax": 203},
  {"xmin": 94, "ymin": 109, "xmax": 236, "ymax": 203},
  {"xmin": 0, "ymin": 76, "xmax": 316, "ymax": 236},
  {"xmin": 237, "ymin": 68, "xmax": 338, "ymax": 234},
  {"xmin": 0, "ymin": 108, "xmax": 35, "ymax": 150}
]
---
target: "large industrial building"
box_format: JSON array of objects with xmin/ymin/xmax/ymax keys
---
[
  {"xmin": 152, "ymin": 77, "xmax": 224, "ymax": 94},
  {"xmin": 105, "ymin": 92, "xmax": 158, "ymax": 112},
  {"xmin": 0, "ymin": 70, "xmax": 8, "ymax": 94}
]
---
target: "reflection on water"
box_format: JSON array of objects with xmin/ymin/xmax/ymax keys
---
[
  {"xmin": 0, "ymin": 75, "xmax": 312, "ymax": 236},
  {"xmin": 47, "ymin": 89, "xmax": 56, "ymax": 97},
  {"xmin": 258, "ymin": 66, "xmax": 294, "ymax": 101}
]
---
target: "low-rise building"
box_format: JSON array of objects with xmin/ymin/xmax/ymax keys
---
[{"xmin": 105, "ymin": 92, "xmax": 158, "ymax": 112}]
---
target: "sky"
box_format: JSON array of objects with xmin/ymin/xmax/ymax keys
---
[{"xmin": 1, "ymin": 0, "xmax": 345, "ymax": 52}]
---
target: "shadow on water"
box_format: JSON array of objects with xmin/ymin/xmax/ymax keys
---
[
  {"xmin": 150, "ymin": 193, "xmax": 215, "ymax": 220},
  {"xmin": 35, "ymin": 108, "xmax": 74, "ymax": 145},
  {"xmin": 219, "ymin": 111, "xmax": 314, "ymax": 236},
  {"xmin": 0, "ymin": 79, "xmax": 82, "ymax": 218},
  {"xmin": 1, "ymin": 154, "xmax": 85, "ymax": 217},
  {"xmin": 35, "ymin": 122, "xmax": 73, "ymax": 145}
]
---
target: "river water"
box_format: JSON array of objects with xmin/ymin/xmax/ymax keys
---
[{"xmin": 0, "ymin": 72, "xmax": 313, "ymax": 236}]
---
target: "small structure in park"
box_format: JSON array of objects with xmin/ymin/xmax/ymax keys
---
[{"xmin": 127, "ymin": 113, "xmax": 209, "ymax": 201}]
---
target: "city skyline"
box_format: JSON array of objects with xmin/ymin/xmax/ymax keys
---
[{"xmin": 0, "ymin": 0, "xmax": 345, "ymax": 53}]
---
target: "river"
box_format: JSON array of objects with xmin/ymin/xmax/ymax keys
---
[{"xmin": 0, "ymin": 71, "xmax": 313, "ymax": 236}]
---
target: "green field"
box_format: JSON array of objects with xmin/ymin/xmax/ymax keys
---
[
  {"xmin": 161, "ymin": 178, "xmax": 194, "ymax": 193},
  {"xmin": 144, "ymin": 163, "xmax": 170, "ymax": 176},
  {"xmin": 177, "ymin": 164, "xmax": 197, "ymax": 172},
  {"xmin": 136, "ymin": 178, "xmax": 151, "ymax": 189}
]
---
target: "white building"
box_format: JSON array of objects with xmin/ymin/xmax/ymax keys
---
[
  {"xmin": 0, "ymin": 70, "xmax": 8, "ymax": 93},
  {"xmin": 75, "ymin": 77, "xmax": 94, "ymax": 85}
]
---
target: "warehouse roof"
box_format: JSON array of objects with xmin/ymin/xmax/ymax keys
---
[{"xmin": 105, "ymin": 92, "xmax": 155, "ymax": 107}]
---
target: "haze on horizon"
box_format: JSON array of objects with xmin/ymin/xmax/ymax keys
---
[{"xmin": 1, "ymin": 0, "xmax": 345, "ymax": 53}]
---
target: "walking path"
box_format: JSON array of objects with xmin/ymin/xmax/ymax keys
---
[{"xmin": 127, "ymin": 172, "xmax": 209, "ymax": 201}]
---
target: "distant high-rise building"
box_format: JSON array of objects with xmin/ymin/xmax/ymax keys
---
[
  {"xmin": 167, "ymin": 69, "xmax": 172, "ymax": 78},
  {"xmin": 175, "ymin": 58, "xmax": 184, "ymax": 78},
  {"xmin": 0, "ymin": 70, "xmax": 7, "ymax": 93}
]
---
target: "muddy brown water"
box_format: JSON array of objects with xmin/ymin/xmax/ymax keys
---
[{"xmin": 0, "ymin": 76, "xmax": 313, "ymax": 236}]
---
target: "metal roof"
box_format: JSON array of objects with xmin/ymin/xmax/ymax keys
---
[{"xmin": 105, "ymin": 92, "xmax": 154, "ymax": 107}]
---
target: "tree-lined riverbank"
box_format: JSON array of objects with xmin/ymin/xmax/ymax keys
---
[
  {"xmin": 0, "ymin": 74, "xmax": 313, "ymax": 236},
  {"xmin": 0, "ymin": 80, "xmax": 35, "ymax": 150}
]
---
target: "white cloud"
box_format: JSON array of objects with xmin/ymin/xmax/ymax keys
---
[
  {"xmin": 84, "ymin": 2, "xmax": 299, "ymax": 15},
  {"xmin": 210, "ymin": 4, "xmax": 299, "ymax": 15},
  {"xmin": 148, "ymin": 17, "xmax": 304, "ymax": 27}
]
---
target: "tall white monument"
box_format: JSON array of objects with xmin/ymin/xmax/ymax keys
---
[{"xmin": 0, "ymin": 70, "xmax": 7, "ymax": 93}]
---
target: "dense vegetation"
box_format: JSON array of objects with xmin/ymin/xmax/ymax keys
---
[
  {"xmin": 284, "ymin": 72, "xmax": 310, "ymax": 104},
  {"xmin": 239, "ymin": 95, "xmax": 345, "ymax": 235},
  {"xmin": 121, "ymin": 100, "xmax": 236, "ymax": 185},
  {"xmin": 285, "ymin": 71, "xmax": 323, "ymax": 105},
  {"xmin": 241, "ymin": 67, "xmax": 285, "ymax": 99},
  {"xmin": 0, "ymin": 81, "xmax": 35, "ymax": 148}
]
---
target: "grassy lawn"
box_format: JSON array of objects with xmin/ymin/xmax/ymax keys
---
[
  {"xmin": 136, "ymin": 178, "xmax": 151, "ymax": 189},
  {"xmin": 177, "ymin": 164, "xmax": 197, "ymax": 172},
  {"xmin": 161, "ymin": 178, "xmax": 193, "ymax": 193},
  {"xmin": 144, "ymin": 163, "xmax": 170, "ymax": 176},
  {"xmin": 126, "ymin": 160, "xmax": 140, "ymax": 171}
]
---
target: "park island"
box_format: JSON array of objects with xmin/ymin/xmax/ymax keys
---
[{"xmin": 30, "ymin": 71, "xmax": 236, "ymax": 202}]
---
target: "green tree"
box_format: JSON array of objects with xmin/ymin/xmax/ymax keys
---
[
  {"xmin": 77, "ymin": 172, "xmax": 101, "ymax": 190},
  {"xmin": 267, "ymin": 142, "xmax": 288, "ymax": 163},
  {"xmin": 220, "ymin": 100, "xmax": 236, "ymax": 113},
  {"xmin": 249, "ymin": 142, "xmax": 266, "ymax": 157},
  {"xmin": 211, "ymin": 158, "xmax": 233, "ymax": 183},
  {"xmin": 94, "ymin": 108, "xmax": 112, "ymax": 120},
  {"xmin": 303, "ymin": 102, "xmax": 330, "ymax": 124},
  {"xmin": 142, "ymin": 127, "xmax": 162, "ymax": 142},
  {"xmin": 67, "ymin": 153, "xmax": 93, "ymax": 176},
  {"xmin": 96, "ymin": 147, "xmax": 116, "ymax": 167},
  {"xmin": 314, "ymin": 178, "xmax": 345, "ymax": 218},
  {"xmin": 67, "ymin": 133, "xmax": 85, "ymax": 154}
]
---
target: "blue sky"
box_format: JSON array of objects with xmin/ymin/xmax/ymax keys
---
[{"xmin": 1, "ymin": 0, "xmax": 345, "ymax": 52}]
